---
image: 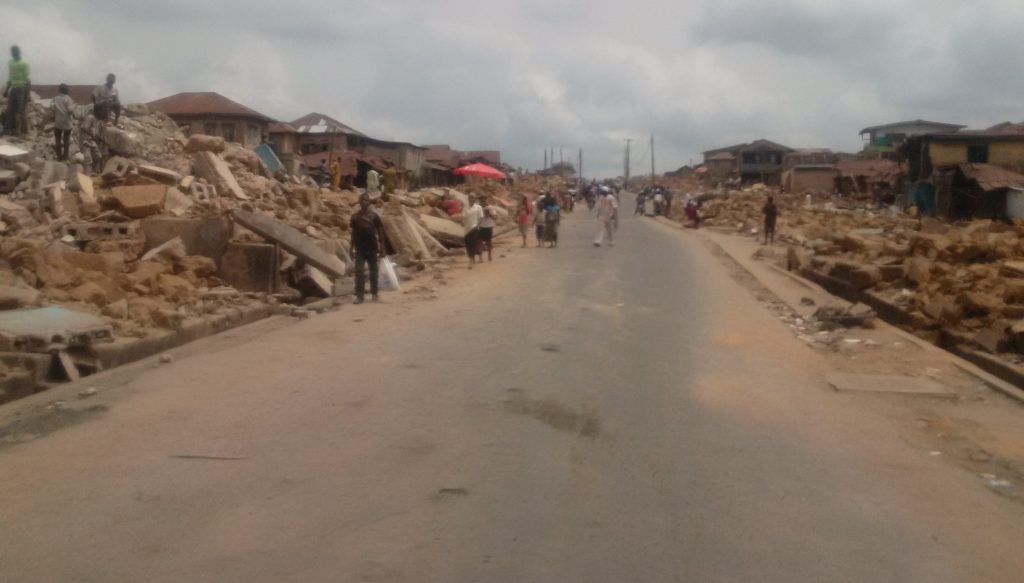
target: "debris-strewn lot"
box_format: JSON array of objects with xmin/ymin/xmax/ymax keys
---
[
  {"xmin": 0, "ymin": 102, "xmax": 514, "ymax": 401},
  {"xmin": 697, "ymin": 190, "xmax": 1024, "ymax": 369}
]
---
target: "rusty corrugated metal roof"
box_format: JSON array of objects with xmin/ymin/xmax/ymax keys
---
[{"xmin": 960, "ymin": 163, "xmax": 1024, "ymax": 191}]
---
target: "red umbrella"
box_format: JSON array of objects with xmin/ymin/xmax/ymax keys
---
[{"xmin": 453, "ymin": 163, "xmax": 507, "ymax": 179}]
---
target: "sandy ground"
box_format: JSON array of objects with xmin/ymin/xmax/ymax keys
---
[{"xmin": 0, "ymin": 203, "xmax": 1023, "ymax": 582}]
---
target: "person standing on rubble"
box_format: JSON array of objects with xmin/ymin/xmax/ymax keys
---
[
  {"xmin": 367, "ymin": 167, "xmax": 381, "ymax": 197},
  {"xmin": 329, "ymin": 157, "xmax": 341, "ymax": 191},
  {"xmin": 52, "ymin": 84, "xmax": 75, "ymax": 161},
  {"xmin": 762, "ymin": 195, "xmax": 778, "ymax": 245},
  {"xmin": 594, "ymin": 186, "xmax": 618, "ymax": 247},
  {"xmin": 3, "ymin": 45, "xmax": 30, "ymax": 136},
  {"xmin": 463, "ymin": 194, "xmax": 485, "ymax": 268},
  {"xmin": 350, "ymin": 193, "xmax": 386, "ymax": 303},
  {"xmin": 91, "ymin": 73, "xmax": 121, "ymax": 124}
]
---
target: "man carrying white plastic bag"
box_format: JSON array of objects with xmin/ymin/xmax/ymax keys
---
[{"xmin": 349, "ymin": 193, "xmax": 386, "ymax": 303}]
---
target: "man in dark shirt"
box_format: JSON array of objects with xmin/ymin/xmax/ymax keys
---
[{"xmin": 349, "ymin": 193, "xmax": 386, "ymax": 303}]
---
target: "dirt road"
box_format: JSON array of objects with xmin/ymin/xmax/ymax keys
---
[{"xmin": 1, "ymin": 208, "xmax": 1023, "ymax": 582}]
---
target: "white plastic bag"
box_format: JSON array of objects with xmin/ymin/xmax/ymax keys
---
[{"xmin": 378, "ymin": 256, "xmax": 401, "ymax": 292}]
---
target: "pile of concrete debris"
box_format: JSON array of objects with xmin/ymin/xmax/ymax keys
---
[
  {"xmin": 0, "ymin": 104, "xmax": 508, "ymax": 400},
  {"xmin": 700, "ymin": 192, "xmax": 1024, "ymax": 365}
]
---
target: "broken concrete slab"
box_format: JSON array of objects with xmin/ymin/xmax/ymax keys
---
[
  {"xmin": 218, "ymin": 242, "xmax": 277, "ymax": 292},
  {"xmin": 164, "ymin": 187, "xmax": 193, "ymax": 217},
  {"xmin": 185, "ymin": 134, "xmax": 226, "ymax": 154},
  {"xmin": 0, "ymin": 284, "xmax": 41, "ymax": 310},
  {"xmin": 140, "ymin": 237, "xmax": 187, "ymax": 263},
  {"xmin": 826, "ymin": 372, "xmax": 956, "ymax": 398},
  {"xmin": 0, "ymin": 306, "xmax": 114, "ymax": 353},
  {"xmin": 231, "ymin": 209, "xmax": 346, "ymax": 278},
  {"xmin": 0, "ymin": 169, "xmax": 19, "ymax": 193},
  {"xmin": 137, "ymin": 164, "xmax": 183, "ymax": 185},
  {"xmin": 0, "ymin": 143, "xmax": 30, "ymax": 165},
  {"xmin": 102, "ymin": 126, "xmax": 143, "ymax": 157},
  {"xmin": 109, "ymin": 184, "xmax": 167, "ymax": 219},
  {"xmin": 140, "ymin": 217, "xmax": 231, "ymax": 265},
  {"xmin": 193, "ymin": 151, "xmax": 248, "ymax": 200},
  {"xmin": 419, "ymin": 213, "xmax": 465, "ymax": 248},
  {"xmin": 37, "ymin": 160, "xmax": 68, "ymax": 186}
]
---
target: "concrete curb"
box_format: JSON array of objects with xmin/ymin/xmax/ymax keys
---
[{"xmin": 648, "ymin": 215, "xmax": 1024, "ymax": 403}]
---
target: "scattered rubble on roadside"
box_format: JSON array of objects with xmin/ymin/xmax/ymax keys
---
[
  {"xmin": 697, "ymin": 189, "xmax": 1024, "ymax": 370},
  {"xmin": 0, "ymin": 98, "xmax": 517, "ymax": 401}
]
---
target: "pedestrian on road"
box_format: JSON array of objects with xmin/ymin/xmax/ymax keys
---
[
  {"xmin": 762, "ymin": 195, "xmax": 778, "ymax": 245},
  {"xmin": 594, "ymin": 186, "xmax": 619, "ymax": 247},
  {"xmin": 479, "ymin": 195, "xmax": 497, "ymax": 262},
  {"xmin": 3, "ymin": 45, "xmax": 30, "ymax": 136},
  {"xmin": 91, "ymin": 73, "xmax": 121, "ymax": 124},
  {"xmin": 542, "ymin": 192, "xmax": 560, "ymax": 248},
  {"xmin": 516, "ymin": 193, "xmax": 531, "ymax": 248},
  {"xmin": 533, "ymin": 193, "xmax": 546, "ymax": 247},
  {"xmin": 463, "ymin": 194, "xmax": 485, "ymax": 268},
  {"xmin": 684, "ymin": 193, "xmax": 701, "ymax": 229},
  {"xmin": 350, "ymin": 193, "xmax": 386, "ymax": 304},
  {"xmin": 52, "ymin": 84, "xmax": 75, "ymax": 161}
]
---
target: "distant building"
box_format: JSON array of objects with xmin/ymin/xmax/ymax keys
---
[
  {"xmin": 148, "ymin": 92, "xmax": 273, "ymax": 148},
  {"xmin": 904, "ymin": 129, "xmax": 1024, "ymax": 219},
  {"xmin": 703, "ymin": 139, "xmax": 794, "ymax": 185},
  {"xmin": 267, "ymin": 122, "xmax": 300, "ymax": 173},
  {"xmin": 290, "ymin": 112, "xmax": 426, "ymax": 183},
  {"xmin": 859, "ymin": 120, "xmax": 965, "ymax": 154}
]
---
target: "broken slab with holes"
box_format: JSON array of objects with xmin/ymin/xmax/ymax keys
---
[
  {"xmin": 825, "ymin": 372, "xmax": 957, "ymax": 398},
  {"xmin": 231, "ymin": 209, "xmax": 346, "ymax": 278}
]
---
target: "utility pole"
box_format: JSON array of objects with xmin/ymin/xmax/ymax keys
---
[
  {"xmin": 650, "ymin": 134, "xmax": 656, "ymax": 187},
  {"xmin": 560, "ymin": 146, "xmax": 564, "ymax": 166},
  {"xmin": 624, "ymin": 139, "xmax": 633, "ymax": 190},
  {"xmin": 543, "ymin": 149, "xmax": 548, "ymax": 170},
  {"xmin": 578, "ymin": 148, "xmax": 583, "ymax": 187}
]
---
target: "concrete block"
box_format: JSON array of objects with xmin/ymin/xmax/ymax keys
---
[
  {"xmin": 185, "ymin": 134, "xmax": 226, "ymax": 154},
  {"xmin": 138, "ymin": 164, "xmax": 183, "ymax": 185},
  {"xmin": 109, "ymin": 184, "xmax": 166, "ymax": 219},
  {"xmin": 188, "ymin": 180, "xmax": 216, "ymax": 202},
  {"xmin": 61, "ymin": 221, "xmax": 139, "ymax": 242},
  {"xmin": 193, "ymin": 151, "xmax": 248, "ymax": 200},
  {"xmin": 140, "ymin": 217, "xmax": 231, "ymax": 265},
  {"xmin": 218, "ymin": 242, "xmax": 276, "ymax": 292},
  {"xmin": 13, "ymin": 162, "xmax": 31, "ymax": 179},
  {"xmin": 102, "ymin": 156, "xmax": 135, "ymax": 181}
]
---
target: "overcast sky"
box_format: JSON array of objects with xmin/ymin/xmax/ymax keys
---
[{"xmin": 4, "ymin": 0, "xmax": 1024, "ymax": 176}]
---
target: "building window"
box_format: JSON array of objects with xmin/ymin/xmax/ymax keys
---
[
  {"xmin": 222, "ymin": 124, "xmax": 236, "ymax": 143},
  {"xmin": 204, "ymin": 122, "xmax": 217, "ymax": 136},
  {"xmin": 742, "ymin": 153, "xmax": 757, "ymax": 164},
  {"xmin": 967, "ymin": 145, "xmax": 989, "ymax": 164}
]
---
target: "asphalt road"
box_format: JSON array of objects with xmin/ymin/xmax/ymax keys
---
[{"xmin": 1, "ymin": 207, "xmax": 1023, "ymax": 582}]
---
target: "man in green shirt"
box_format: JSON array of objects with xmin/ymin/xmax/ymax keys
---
[{"xmin": 3, "ymin": 45, "xmax": 30, "ymax": 136}]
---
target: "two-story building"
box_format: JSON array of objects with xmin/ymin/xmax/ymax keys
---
[{"xmin": 703, "ymin": 139, "xmax": 793, "ymax": 185}]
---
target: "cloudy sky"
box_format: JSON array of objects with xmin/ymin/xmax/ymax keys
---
[{"xmin": 4, "ymin": 0, "xmax": 1024, "ymax": 176}]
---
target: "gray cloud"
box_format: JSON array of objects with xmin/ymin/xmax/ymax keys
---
[{"xmin": 2, "ymin": 0, "xmax": 1023, "ymax": 176}]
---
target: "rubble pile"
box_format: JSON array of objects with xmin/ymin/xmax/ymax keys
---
[
  {"xmin": 0, "ymin": 100, "xmax": 512, "ymax": 397},
  {"xmin": 700, "ymin": 192, "xmax": 1024, "ymax": 363}
]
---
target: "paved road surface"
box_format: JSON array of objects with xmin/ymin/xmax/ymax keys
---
[{"xmin": 1, "ymin": 207, "xmax": 1023, "ymax": 582}]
